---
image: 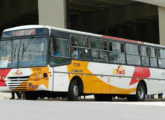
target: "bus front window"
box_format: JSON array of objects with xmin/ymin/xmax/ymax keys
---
[
  {"xmin": 0, "ymin": 40, "xmax": 19, "ymax": 68},
  {"xmin": 19, "ymin": 38, "xmax": 48, "ymax": 67},
  {"xmin": 0, "ymin": 38, "xmax": 48, "ymax": 68}
]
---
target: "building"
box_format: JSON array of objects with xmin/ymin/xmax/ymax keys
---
[{"xmin": 0, "ymin": 0, "xmax": 165, "ymax": 45}]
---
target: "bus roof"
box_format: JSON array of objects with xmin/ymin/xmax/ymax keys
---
[
  {"xmin": 4, "ymin": 25, "xmax": 46, "ymax": 32},
  {"xmin": 3, "ymin": 25, "xmax": 165, "ymax": 48}
]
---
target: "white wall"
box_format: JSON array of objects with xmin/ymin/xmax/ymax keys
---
[
  {"xmin": 38, "ymin": 0, "xmax": 66, "ymax": 28},
  {"xmin": 133, "ymin": 0, "xmax": 165, "ymax": 7},
  {"xmin": 159, "ymin": 7, "xmax": 165, "ymax": 45}
]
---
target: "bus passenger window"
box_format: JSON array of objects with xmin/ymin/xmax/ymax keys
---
[
  {"xmin": 78, "ymin": 36, "xmax": 89, "ymax": 48},
  {"xmin": 91, "ymin": 49, "xmax": 99, "ymax": 61},
  {"xmin": 126, "ymin": 55, "xmax": 141, "ymax": 65},
  {"xmin": 50, "ymin": 38, "xmax": 70, "ymax": 66},
  {"xmin": 149, "ymin": 47, "xmax": 156, "ymax": 57},
  {"xmin": 78, "ymin": 48, "xmax": 90, "ymax": 60},
  {"xmin": 126, "ymin": 43, "xmax": 141, "ymax": 66},
  {"xmin": 141, "ymin": 46, "xmax": 148, "ymax": 56},
  {"xmin": 109, "ymin": 42, "xmax": 125, "ymax": 64},
  {"xmin": 126, "ymin": 43, "xmax": 139, "ymax": 55},
  {"xmin": 109, "ymin": 53, "xmax": 125, "ymax": 64},
  {"xmin": 158, "ymin": 49, "xmax": 165, "ymax": 68},
  {"xmin": 141, "ymin": 46, "xmax": 149, "ymax": 67},
  {"xmin": 100, "ymin": 51, "xmax": 108, "ymax": 62},
  {"xmin": 149, "ymin": 47, "xmax": 157, "ymax": 67},
  {"xmin": 71, "ymin": 36, "xmax": 78, "ymax": 46},
  {"xmin": 141, "ymin": 57, "xmax": 149, "ymax": 66},
  {"xmin": 159, "ymin": 49, "xmax": 165, "ymax": 58},
  {"xmin": 150, "ymin": 58, "xmax": 157, "ymax": 67},
  {"xmin": 109, "ymin": 42, "xmax": 121, "ymax": 52},
  {"xmin": 91, "ymin": 38, "xmax": 103, "ymax": 49}
]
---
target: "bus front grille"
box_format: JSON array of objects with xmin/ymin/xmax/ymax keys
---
[{"xmin": 6, "ymin": 76, "xmax": 29, "ymax": 91}]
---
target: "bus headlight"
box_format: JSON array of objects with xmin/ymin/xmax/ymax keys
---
[{"xmin": 39, "ymin": 73, "xmax": 42, "ymax": 78}]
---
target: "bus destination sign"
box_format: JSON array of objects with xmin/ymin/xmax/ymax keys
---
[{"xmin": 12, "ymin": 29, "xmax": 36, "ymax": 36}]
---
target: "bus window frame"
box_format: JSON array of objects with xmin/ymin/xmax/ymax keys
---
[{"xmin": 49, "ymin": 36, "xmax": 71, "ymax": 67}]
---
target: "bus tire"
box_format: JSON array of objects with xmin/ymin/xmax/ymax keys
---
[
  {"xmin": 68, "ymin": 80, "xmax": 79, "ymax": 101},
  {"xmin": 25, "ymin": 92, "xmax": 38, "ymax": 100},
  {"xmin": 127, "ymin": 82, "xmax": 146, "ymax": 101},
  {"xmin": 94, "ymin": 94, "xmax": 112, "ymax": 101},
  {"xmin": 136, "ymin": 82, "xmax": 146, "ymax": 101}
]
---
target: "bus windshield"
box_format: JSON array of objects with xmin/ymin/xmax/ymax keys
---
[{"xmin": 0, "ymin": 37, "xmax": 48, "ymax": 68}]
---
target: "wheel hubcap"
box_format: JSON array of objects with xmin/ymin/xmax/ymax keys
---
[
  {"xmin": 73, "ymin": 85, "xmax": 78, "ymax": 96},
  {"xmin": 138, "ymin": 86, "xmax": 144, "ymax": 100}
]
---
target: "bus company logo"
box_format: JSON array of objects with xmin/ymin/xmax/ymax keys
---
[
  {"xmin": 113, "ymin": 66, "xmax": 125, "ymax": 75},
  {"xmin": 13, "ymin": 70, "xmax": 23, "ymax": 76}
]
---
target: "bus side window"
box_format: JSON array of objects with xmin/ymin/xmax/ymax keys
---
[
  {"xmin": 71, "ymin": 35, "xmax": 78, "ymax": 46},
  {"xmin": 78, "ymin": 36, "xmax": 89, "ymax": 48},
  {"xmin": 158, "ymin": 48, "xmax": 165, "ymax": 68},
  {"xmin": 111, "ymin": 42, "xmax": 120, "ymax": 52},
  {"xmin": 141, "ymin": 46, "xmax": 149, "ymax": 67},
  {"xmin": 109, "ymin": 42, "xmax": 125, "ymax": 64},
  {"xmin": 71, "ymin": 35, "xmax": 89, "ymax": 48},
  {"xmin": 149, "ymin": 47, "xmax": 157, "ymax": 67},
  {"xmin": 50, "ymin": 38, "xmax": 70, "ymax": 66},
  {"xmin": 126, "ymin": 43, "xmax": 141, "ymax": 66},
  {"xmin": 78, "ymin": 48, "xmax": 90, "ymax": 60},
  {"xmin": 91, "ymin": 38, "xmax": 103, "ymax": 50},
  {"xmin": 91, "ymin": 49, "xmax": 99, "ymax": 61},
  {"xmin": 100, "ymin": 51, "xmax": 109, "ymax": 62}
]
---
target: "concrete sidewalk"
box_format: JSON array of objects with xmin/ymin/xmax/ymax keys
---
[{"xmin": 0, "ymin": 92, "xmax": 11, "ymax": 100}]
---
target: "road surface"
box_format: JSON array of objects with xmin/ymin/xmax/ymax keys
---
[{"xmin": 0, "ymin": 99, "xmax": 165, "ymax": 120}]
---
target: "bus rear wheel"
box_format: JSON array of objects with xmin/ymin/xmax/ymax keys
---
[
  {"xmin": 136, "ymin": 83, "xmax": 146, "ymax": 101},
  {"xmin": 68, "ymin": 80, "xmax": 79, "ymax": 101},
  {"xmin": 127, "ymin": 83, "xmax": 146, "ymax": 101}
]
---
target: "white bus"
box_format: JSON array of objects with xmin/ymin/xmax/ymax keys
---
[{"xmin": 0, "ymin": 25, "xmax": 165, "ymax": 101}]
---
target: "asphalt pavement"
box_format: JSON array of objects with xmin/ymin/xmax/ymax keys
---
[{"xmin": 0, "ymin": 99, "xmax": 165, "ymax": 120}]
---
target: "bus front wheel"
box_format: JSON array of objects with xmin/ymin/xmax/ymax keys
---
[{"xmin": 68, "ymin": 80, "xmax": 79, "ymax": 101}]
